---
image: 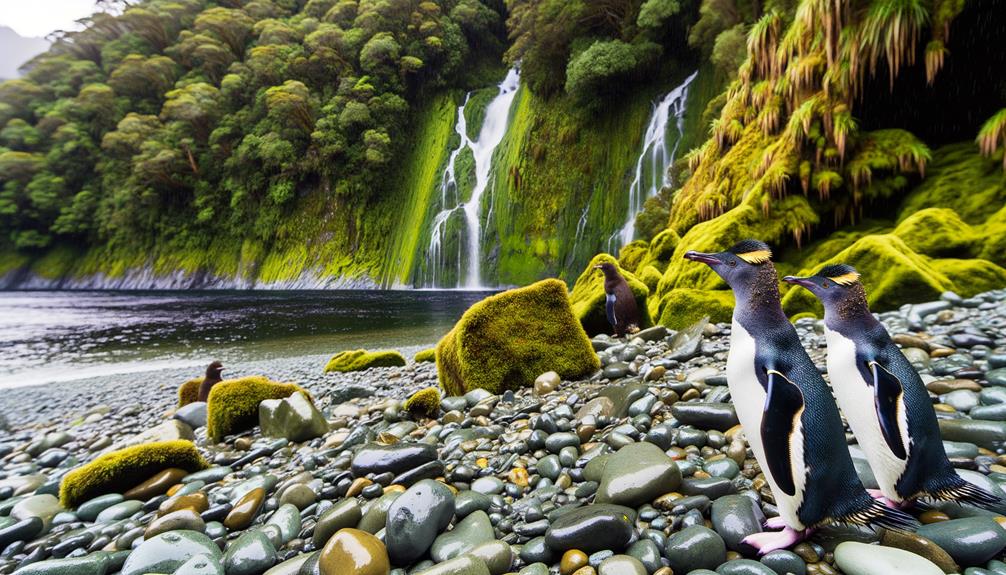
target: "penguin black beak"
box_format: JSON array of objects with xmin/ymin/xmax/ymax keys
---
[
  {"xmin": 783, "ymin": 275, "xmax": 816, "ymax": 289},
  {"xmin": 684, "ymin": 251, "xmax": 720, "ymax": 266}
]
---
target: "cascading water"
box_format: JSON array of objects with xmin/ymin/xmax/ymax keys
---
[
  {"xmin": 424, "ymin": 67, "xmax": 521, "ymax": 288},
  {"xmin": 608, "ymin": 71, "xmax": 698, "ymax": 253}
]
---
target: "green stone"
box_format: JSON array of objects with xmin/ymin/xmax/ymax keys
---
[
  {"xmin": 120, "ymin": 530, "xmax": 222, "ymax": 575},
  {"xmin": 430, "ymin": 510, "xmax": 494, "ymax": 562},
  {"xmin": 223, "ymin": 529, "xmax": 277, "ymax": 575},
  {"xmin": 834, "ymin": 542, "xmax": 942, "ymax": 575},
  {"xmin": 595, "ymin": 442, "xmax": 680, "ymax": 507}
]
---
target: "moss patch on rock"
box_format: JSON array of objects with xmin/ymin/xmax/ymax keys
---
[
  {"xmin": 207, "ymin": 377, "xmax": 307, "ymax": 442},
  {"xmin": 436, "ymin": 279, "xmax": 600, "ymax": 396},
  {"xmin": 59, "ymin": 440, "xmax": 207, "ymax": 508},
  {"xmin": 617, "ymin": 241, "xmax": 649, "ymax": 274},
  {"xmin": 893, "ymin": 208, "xmax": 976, "ymax": 258},
  {"xmin": 177, "ymin": 378, "xmax": 202, "ymax": 407},
  {"xmin": 647, "ymin": 229, "xmax": 680, "ymax": 268},
  {"xmin": 324, "ymin": 350, "xmax": 406, "ymax": 373},
  {"xmin": 654, "ymin": 288, "xmax": 734, "ymax": 330},
  {"xmin": 404, "ymin": 387, "xmax": 441, "ymax": 418},
  {"xmin": 413, "ymin": 348, "xmax": 437, "ymax": 363},
  {"xmin": 569, "ymin": 254, "xmax": 652, "ymax": 337},
  {"xmin": 639, "ymin": 265, "xmax": 662, "ymax": 293}
]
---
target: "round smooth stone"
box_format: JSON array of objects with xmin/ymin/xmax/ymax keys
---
[
  {"xmin": 76, "ymin": 494, "xmax": 125, "ymax": 522},
  {"xmin": 224, "ymin": 487, "xmax": 265, "ymax": 530},
  {"xmin": 385, "ymin": 479, "xmax": 455, "ymax": 565},
  {"xmin": 278, "ymin": 483, "xmax": 316, "ymax": 509},
  {"xmin": 318, "ymin": 528, "xmax": 390, "ymax": 575},
  {"xmin": 664, "ymin": 526, "xmax": 726, "ymax": 574},
  {"xmin": 120, "ymin": 530, "xmax": 222, "ymax": 575},
  {"xmin": 917, "ymin": 517, "xmax": 1006, "ymax": 566},
  {"xmin": 430, "ymin": 510, "xmax": 493, "ymax": 562},
  {"xmin": 834, "ymin": 541, "xmax": 942, "ymax": 575},
  {"xmin": 598, "ymin": 555, "xmax": 645, "ymax": 575},
  {"xmin": 760, "ymin": 550, "xmax": 806, "ymax": 575},
  {"xmin": 95, "ymin": 500, "xmax": 143, "ymax": 523},
  {"xmin": 124, "ymin": 468, "xmax": 189, "ymax": 500},
  {"xmin": 265, "ymin": 504, "xmax": 301, "ymax": 546},
  {"xmin": 466, "ymin": 540, "xmax": 513, "ymax": 575},
  {"xmin": 544, "ymin": 504, "xmax": 636, "ymax": 553},
  {"xmin": 413, "ymin": 555, "xmax": 490, "ymax": 575},
  {"xmin": 595, "ymin": 443, "xmax": 680, "ymax": 507},
  {"xmin": 223, "ymin": 529, "xmax": 277, "ymax": 575},
  {"xmin": 716, "ymin": 558, "xmax": 777, "ymax": 575},
  {"xmin": 145, "ymin": 509, "xmax": 206, "ymax": 538},
  {"xmin": 561, "ymin": 549, "xmax": 589, "ymax": 575},
  {"xmin": 313, "ymin": 499, "xmax": 362, "ymax": 547},
  {"xmin": 171, "ymin": 553, "xmax": 224, "ymax": 575},
  {"xmin": 711, "ymin": 495, "xmax": 765, "ymax": 553}
]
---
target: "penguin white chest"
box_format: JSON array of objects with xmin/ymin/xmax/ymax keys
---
[
  {"xmin": 727, "ymin": 320, "xmax": 806, "ymax": 529},
  {"xmin": 824, "ymin": 326, "xmax": 910, "ymax": 500}
]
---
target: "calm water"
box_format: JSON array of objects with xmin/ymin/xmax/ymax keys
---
[{"xmin": 0, "ymin": 290, "xmax": 494, "ymax": 388}]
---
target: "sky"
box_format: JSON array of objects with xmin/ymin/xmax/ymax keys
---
[{"xmin": 0, "ymin": 0, "xmax": 101, "ymax": 38}]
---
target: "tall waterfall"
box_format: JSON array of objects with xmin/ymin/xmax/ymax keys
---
[
  {"xmin": 424, "ymin": 67, "xmax": 520, "ymax": 288},
  {"xmin": 609, "ymin": 71, "xmax": 698, "ymax": 253}
]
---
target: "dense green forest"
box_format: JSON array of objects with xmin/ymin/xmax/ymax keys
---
[{"xmin": 0, "ymin": 0, "xmax": 1004, "ymax": 304}]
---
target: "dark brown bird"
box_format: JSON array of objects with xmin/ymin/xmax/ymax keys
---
[
  {"xmin": 595, "ymin": 262, "xmax": 641, "ymax": 338},
  {"xmin": 197, "ymin": 361, "xmax": 225, "ymax": 402}
]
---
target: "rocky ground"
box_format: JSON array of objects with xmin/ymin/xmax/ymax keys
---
[{"xmin": 2, "ymin": 289, "xmax": 1006, "ymax": 575}]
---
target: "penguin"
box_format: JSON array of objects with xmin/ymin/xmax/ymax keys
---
[
  {"xmin": 197, "ymin": 361, "xmax": 225, "ymax": 402},
  {"xmin": 784, "ymin": 264, "xmax": 1001, "ymax": 509},
  {"xmin": 594, "ymin": 262, "xmax": 641, "ymax": 338},
  {"xmin": 684, "ymin": 240, "xmax": 915, "ymax": 554}
]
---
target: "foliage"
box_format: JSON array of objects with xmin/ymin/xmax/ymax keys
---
[
  {"xmin": 324, "ymin": 349, "xmax": 407, "ymax": 372},
  {"xmin": 206, "ymin": 376, "xmax": 306, "ymax": 442},
  {"xmin": 59, "ymin": 440, "xmax": 207, "ymax": 508},
  {"xmin": 436, "ymin": 279, "xmax": 599, "ymax": 395},
  {"xmin": 564, "ymin": 40, "xmax": 660, "ymax": 106}
]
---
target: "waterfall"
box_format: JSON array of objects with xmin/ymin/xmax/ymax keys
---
[
  {"xmin": 424, "ymin": 67, "xmax": 520, "ymax": 288},
  {"xmin": 608, "ymin": 71, "xmax": 698, "ymax": 253}
]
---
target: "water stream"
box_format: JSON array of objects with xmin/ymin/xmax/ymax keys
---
[
  {"xmin": 424, "ymin": 67, "xmax": 521, "ymax": 288},
  {"xmin": 608, "ymin": 71, "xmax": 698, "ymax": 253}
]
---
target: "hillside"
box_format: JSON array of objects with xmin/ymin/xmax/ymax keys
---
[{"xmin": 0, "ymin": 26, "xmax": 50, "ymax": 80}]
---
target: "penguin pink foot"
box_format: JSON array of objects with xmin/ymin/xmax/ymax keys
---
[
  {"xmin": 742, "ymin": 527, "xmax": 809, "ymax": 555},
  {"xmin": 763, "ymin": 517, "xmax": 787, "ymax": 529},
  {"xmin": 867, "ymin": 489, "xmax": 911, "ymax": 510}
]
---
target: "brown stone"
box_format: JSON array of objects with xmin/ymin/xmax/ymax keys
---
[
  {"xmin": 145, "ymin": 509, "xmax": 205, "ymax": 538},
  {"xmin": 158, "ymin": 492, "xmax": 208, "ymax": 516},
  {"xmin": 319, "ymin": 528, "xmax": 390, "ymax": 575},
  {"xmin": 346, "ymin": 478, "xmax": 373, "ymax": 498},
  {"xmin": 224, "ymin": 487, "xmax": 265, "ymax": 530},
  {"xmin": 919, "ymin": 510, "xmax": 950, "ymax": 524},
  {"xmin": 124, "ymin": 468, "xmax": 188, "ymax": 501},
  {"xmin": 571, "ymin": 567, "xmax": 597, "ymax": 575},
  {"xmin": 561, "ymin": 549, "xmax": 589, "ymax": 575},
  {"xmin": 880, "ymin": 528, "xmax": 960, "ymax": 574}
]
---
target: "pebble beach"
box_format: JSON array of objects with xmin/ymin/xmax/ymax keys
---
[{"xmin": 2, "ymin": 289, "xmax": 1006, "ymax": 575}]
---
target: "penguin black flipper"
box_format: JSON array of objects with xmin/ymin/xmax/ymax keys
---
[
  {"xmin": 761, "ymin": 369, "xmax": 805, "ymax": 497},
  {"xmin": 869, "ymin": 361, "xmax": 908, "ymax": 460}
]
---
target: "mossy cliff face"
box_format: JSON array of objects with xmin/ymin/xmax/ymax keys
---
[
  {"xmin": 569, "ymin": 254, "xmax": 652, "ymax": 337},
  {"xmin": 436, "ymin": 279, "xmax": 599, "ymax": 396}
]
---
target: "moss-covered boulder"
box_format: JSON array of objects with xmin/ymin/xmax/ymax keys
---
[
  {"xmin": 177, "ymin": 378, "xmax": 202, "ymax": 407},
  {"xmin": 639, "ymin": 265, "xmax": 662, "ymax": 293},
  {"xmin": 647, "ymin": 228, "xmax": 680, "ymax": 267},
  {"xmin": 617, "ymin": 241, "xmax": 650, "ymax": 273},
  {"xmin": 405, "ymin": 387, "xmax": 441, "ymax": 418},
  {"xmin": 324, "ymin": 350, "xmax": 406, "ymax": 373},
  {"xmin": 654, "ymin": 288, "xmax": 734, "ymax": 330},
  {"xmin": 931, "ymin": 258, "xmax": 1006, "ymax": 294},
  {"xmin": 436, "ymin": 279, "xmax": 600, "ymax": 396},
  {"xmin": 893, "ymin": 208, "xmax": 976, "ymax": 257},
  {"xmin": 569, "ymin": 254, "xmax": 652, "ymax": 336},
  {"xmin": 979, "ymin": 206, "xmax": 1006, "ymax": 266},
  {"xmin": 59, "ymin": 440, "xmax": 207, "ymax": 508},
  {"xmin": 207, "ymin": 376, "xmax": 307, "ymax": 442},
  {"xmin": 413, "ymin": 348, "xmax": 436, "ymax": 363}
]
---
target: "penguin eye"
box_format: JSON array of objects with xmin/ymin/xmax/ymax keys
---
[
  {"xmin": 821, "ymin": 281, "xmax": 830, "ymax": 288},
  {"xmin": 728, "ymin": 259, "xmax": 737, "ymax": 267}
]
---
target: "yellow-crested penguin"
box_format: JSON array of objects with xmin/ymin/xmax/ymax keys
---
[
  {"xmin": 594, "ymin": 262, "xmax": 641, "ymax": 338},
  {"xmin": 784, "ymin": 264, "xmax": 1001, "ymax": 509},
  {"xmin": 685, "ymin": 241, "xmax": 915, "ymax": 553}
]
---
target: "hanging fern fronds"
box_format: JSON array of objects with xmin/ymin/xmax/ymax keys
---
[
  {"xmin": 977, "ymin": 108, "xmax": 1006, "ymax": 171},
  {"xmin": 924, "ymin": 40, "xmax": 946, "ymax": 85},
  {"xmin": 858, "ymin": 0, "xmax": 930, "ymax": 89}
]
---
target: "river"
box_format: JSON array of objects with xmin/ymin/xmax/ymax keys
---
[{"xmin": 0, "ymin": 290, "xmax": 494, "ymax": 389}]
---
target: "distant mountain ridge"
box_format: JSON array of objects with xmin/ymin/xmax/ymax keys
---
[{"xmin": 0, "ymin": 26, "xmax": 49, "ymax": 80}]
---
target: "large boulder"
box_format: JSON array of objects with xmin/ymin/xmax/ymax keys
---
[
  {"xmin": 893, "ymin": 207, "xmax": 976, "ymax": 257},
  {"xmin": 259, "ymin": 391, "xmax": 328, "ymax": 442},
  {"xmin": 569, "ymin": 254, "xmax": 652, "ymax": 336},
  {"xmin": 653, "ymin": 288, "xmax": 733, "ymax": 330},
  {"xmin": 436, "ymin": 279, "xmax": 600, "ymax": 396}
]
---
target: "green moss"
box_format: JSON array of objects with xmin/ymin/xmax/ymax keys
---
[
  {"xmin": 639, "ymin": 265, "xmax": 662, "ymax": 293},
  {"xmin": 892, "ymin": 208, "xmax": 976, "ymax": 258},
  {"xmin": 178, "ymin": 377, "xmax": 202, "ymax": 407},
  {"xmin": 324, "ymin": 349, "xmax": 406, "ymax": 373},
  {"xmin": 978, "ymin": 206, "xmax": 1006, "ymax": 266},
  {"xmin": 569, "ymin": 253, "xmax": 652, "ymax": 337},
  {"xmin": 0, "ymin": 251, "xmax": 29, "ymax": 278},
  {"xmin": 654, "ymin": 288, "xmax": 734, "ymax": 330},
  {"xmin": 781, "ymin": 234, "xmax": 956, "ymax": 315},
  {"xmin": 404, "ymin": 386, "xmax": 441, "ymax": 418},
  {"xmin": 59, "ymin": 440, "xmax": 207, "ymax": 508},
  {"xmin": 206, "ymin": 377, "xmax": 307, "ymax": 442},
  {"xmin": 930, "ymin": 258, "xmax": 1006, "ymax": 297},
  {"xmin": 436, "ymin": 279, "xmax": 599, "ymax": 396},
  {"xmin": 617, "ymin": 241, "xmax": 650, "ymax": 274},
  {"xmin": 413, "ymin": 348, "xmax": 437, "ymax": 363},
  {"xmin": 790, "ymin": 311, "xmax": 819, "ymax": 322},
  {"xmin": 647, "ymin": 229, "xmax": 680, "ymax": 266},
  {"xmin": 898, "ymin": 143, "xmax": 1006, "ymax": 224}
]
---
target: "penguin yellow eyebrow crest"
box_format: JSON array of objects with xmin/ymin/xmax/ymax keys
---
[
  {"xmin": 737, "ymin": 249, "xmax": 772, "ymax": 264},
  {"xmin": 827, "ymin": 271, "xmax": 860, "ymax": 286}
]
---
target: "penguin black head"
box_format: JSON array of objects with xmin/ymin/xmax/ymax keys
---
[
  {"xmin": 593, "ymin": 262, "xmax": 619, "ymax": 277},
  {"xmin": 783, "ymin": 263, "xmax": 870, "ymax": 317},
  {"xmin": 205, "ymin": 361, "xmax": 225, "ymax": 380},
  {"xmin": 683, "ymin": 239, "xmax": 774, "ymax": 292}
]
